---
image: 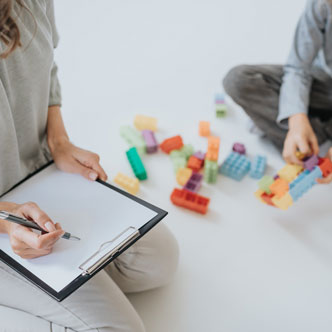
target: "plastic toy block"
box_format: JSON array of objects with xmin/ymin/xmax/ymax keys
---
[
  {"xmin": 199, "ymin": 121, "xmax": 210, "ymax": 137},
  {"xmin": 126, "ymin": 147, "xmax": 147, "ymax": 180},
  {"xmin": 193, "ymin": 151, "xmax": 205, "ymax": 161},
  {"xmin": 295, "ymin": 151, "xmax": 308, "ymax": 161},
  {"xmin": 187, "ymin": 155, "xmax": 204, "ymax": 172},
  {"xmin": 303, "ymin": 155, "xmax": 319, "ymax": 171},
  {"xmin": 271, "ymin": 192, "xmax": 293, "ymax": 210},
  {"xmin": 114, "ymin": 173, "xmax": 139, "ymax": 195},
  {"xmin": 261, "ymin": 192, "xmax": 275, "ymax": 206},
  {"xmin": 176, "ymin": 167, "xmax": 193, "ymax": 186},
  {"xmin": 180, "ymin": 144, "xmax": 194, "ymax": 160},
  {"xmin": 318, "ymin": 157, "xmax": 332, "ymax": 177},
  {"xmin": 277, "ymin": 164, "xmax": 303, "ymax": 183},
  {"xmin": 250, "ymin": 155, "xmax": 267, "ymax": 179},
  {"xmin": 142, "ymin": 130, "xmax": 158, "ymax": 153},
  {"xmin": 170, "ymin": 188, "xmax": 210, "ymax": 214},
  {"xmin": 184, "ymin": 173, "xmax": 203, "ymax": 192},
  {"xmin": 207, "ymin": 136, "xmax": 220, "ymax": 152},
  {"xmin": 254, "ymin": 189, "xmax": 268, "ymax": 204},
  {"xmin": 258, "ymin": 175, "xmax": 274, "ymax": 194},
  {"xmin": 205, "ymin": 150, "xmax": 219, "ymax": 162},
  {"xmin": 171, "ymin": 156, "xmax": 187, "ymax": 173},
  {"xmin": 289, "ymin": 166, "xmax": 322, "ymax": 201},
  {"xmin": 269, "ymin": 178, "xmax": 289, "ymax": 198},
  {"xmin": 215, "ymin": 93, "xmax": 225, "ymax": 104},
  {"xmin": 160, "ymin": 135, "xmax": 184, "ymax": 154},
  {"xmin": 216, "ymin": 104, "xmax": 227, "ymax": 118},
  {"xmin": 120, "ymin": 126, "xmax": 146, "ymax": 155},
  {"xmin": 232, "ymin": 143, "xmax": 246, "ymax": 155},
  {"xmin": 134, "ymin": 115, "xmax": 157, "ymax": 132},
  {"xmin": 219, "ymin": 152, "xmax": 251, "ymax": 181},
  {"xmin": 204, "ymin": 160, "xmax": 218, "ymax": 184}
]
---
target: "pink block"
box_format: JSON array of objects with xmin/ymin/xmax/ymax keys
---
[{"xmin": 142, "ymin": 130, "xmax": 158, "ymax": 153}]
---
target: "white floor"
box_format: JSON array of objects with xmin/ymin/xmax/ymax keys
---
[{"xmin": 54, "ymin": 1, "xmax": 332, "ymax": 331}]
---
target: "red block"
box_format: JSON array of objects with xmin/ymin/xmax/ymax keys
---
[
  {"xmin": 187, "ymin": 156, "xmax": 204, "ymax": 172},
  {"xmin": 318, "ymin": 157, "xmax": 332, "ymax": 178},
  {"xmin": 261, "ymin": 193, "xmax": 275, "ymax": 206},
  {"xmin": 160, "ymin": 135, "xmax": 184, "ymax": 154},
  {"xmin": 170, "ymin": 188, "xmax": 210, "ymax": 214}
]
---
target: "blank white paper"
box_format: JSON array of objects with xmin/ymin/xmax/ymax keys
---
[{"xmin": 0, "ymin": 164, "xmax": 158, "ymax": 292}]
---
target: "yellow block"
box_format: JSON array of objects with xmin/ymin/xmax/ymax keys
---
[
  {"xmin": 278, "ymin": 164, "xmax": 303, "ymax": 183},
  {"xmin": 254, "ymin": 189, "xmax": 267, "ymax": 204},
  {"xmin": 176, "ymin": 167, "xmax": 193, "ymax": 186},
  {"xmin": 271, "ymin": 192, "xmax": 293, "ymax": 210},
  {"xmin": 114, "ymin": 172, "xmax": 139, "ymax": 195},
  {"xmin": 134, "ymin": 115, "xmax": 157, "ymax": 132}
]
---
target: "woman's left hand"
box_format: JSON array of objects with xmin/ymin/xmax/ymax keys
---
[
  {"xmin": 50, "ymin": 139, "xmax": 108, "ymax": 182},
  {"xmin": 317, "ymin": 147, "xmax": 332, "ymax": 184}
]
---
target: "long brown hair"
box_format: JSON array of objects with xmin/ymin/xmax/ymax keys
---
[{"xmin": 0, "ymin": 0, "xmax": 25, "ymax": 58}]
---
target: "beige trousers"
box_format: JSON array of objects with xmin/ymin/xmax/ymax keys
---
[{"xmin": 0, "ymin": 224, "xmax": 179, "ymax": 332}]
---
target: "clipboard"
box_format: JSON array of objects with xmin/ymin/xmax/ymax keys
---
[{"xmin": 0, "ymin": 162, "xmax": 167, "ymax": 302}]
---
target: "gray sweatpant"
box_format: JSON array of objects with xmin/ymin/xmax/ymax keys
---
[
  {"xmin": 223, "ymin": 65, "xmax": 332, "ymax": 151},
  {"xmin": 0, "ymin": 223, "xmax": 179, "ymax": 332}
]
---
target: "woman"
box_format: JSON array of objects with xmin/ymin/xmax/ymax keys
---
[
  {"xmin": 0, "ymin": 1, "xmax": 179, "ymax": 331},
  {"xmin": 223, "ymin": 0, "xmax": 332, "ymax": 184}
]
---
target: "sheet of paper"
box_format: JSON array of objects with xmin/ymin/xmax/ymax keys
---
[{"xmin": 0, "ymin": 165, "xmax": 158, "ymax": 292}]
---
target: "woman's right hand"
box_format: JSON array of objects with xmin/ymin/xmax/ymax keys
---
[
  {"xmin": 282, "ymin": 113, "xmax": 320, "ymax": 165},
  {"xmin": 4, "ymin": 202, "xmax": 64, "ymax": 259}
]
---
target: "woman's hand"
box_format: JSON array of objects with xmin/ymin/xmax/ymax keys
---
[
  {"xmin": 317, "ymin": 147, "xmax": 332, "ymax": 184},
  {"xmin": 283, "ymin": 113, "xmax": 319, "ymax": 165},
  {"xmin": 49, "ymin": 138, "xmax": 107, "ymax": 182},
  {"xmin": 4, "ymin": 202, "xmax": 64, "ymax": 259}
]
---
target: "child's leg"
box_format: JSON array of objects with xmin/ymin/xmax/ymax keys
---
[{"xmin": 223, "ymin": 64, "xmax": 331, "ymax": 151}]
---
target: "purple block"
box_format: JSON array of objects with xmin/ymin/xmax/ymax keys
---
[
  {"xmin": 274, "ymin": 175, "xmax": 280, "ymax": 180},
  {"xmin": 193, "ymin": 151, "xmax": 206, "ymax": 161},
  {"xmin": 303, "ymin": 155, "xmax": 319, "ymax": 171},
  {"xmin": 142, "ymin": 130, "xmax": 158, "ymax": 153},
  {"xmin": 183, "ymin": 172, "xmax": 203, "ymax": 192},
  {"xmin": 232, "ymin": 143, "xmax": 246, "ymax": 155}
]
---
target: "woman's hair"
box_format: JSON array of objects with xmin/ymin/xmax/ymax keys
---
[{"xmin": 0, "ymin": 0, "xmax": 25, "ymax": 58}]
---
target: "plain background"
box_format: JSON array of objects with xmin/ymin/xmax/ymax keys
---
[{"xmin": 54, "ymin": 1, "xmax": 332, "ymax": 332}]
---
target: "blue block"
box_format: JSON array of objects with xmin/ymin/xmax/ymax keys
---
[
  {"xmin": 289, "ymin": 166, "xmax": 322, "ymax": 201},
  {"xmin": 250, "ymin": 155, "xmax": 267, "ymax": 179},
  {"xmin": 219, "ymin": 152, "xmax": 251, "ymax": 181}
]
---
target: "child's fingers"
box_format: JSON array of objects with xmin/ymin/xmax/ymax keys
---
[{"xmin": 317, "ymin": 174, "xmax": 332, "ymax": 184}]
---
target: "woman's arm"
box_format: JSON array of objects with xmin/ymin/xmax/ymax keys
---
[{"xmin": 47, "ymin": 106, "xmax": 107, "ymax": 181}]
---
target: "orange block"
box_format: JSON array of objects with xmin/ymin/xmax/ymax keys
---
[
  {"xmin": 206, "ymin": 150, "xmax": 219, "ymax": 161},
  {"xmin": 261, "ymin": 192, "xmax": 275, "ymax": 206},
  {"xmin": 269, "ymin": 178, "xmax": 289, "ymax": 198},
  {"xmin": 318, "ymin": 157, "xmax": 332, "ymax": 178},
  {"xmin": 207, "ymin": 136, "xmax": 220, "ymax": 151},
  {"xmin": 160, "ymin": 135, "xmax": 184, "ymax": 154},
  {"xmin": 187, "ymin": 156, "xmax": 204, "ymax": 172},
  {"xmin": 199, "ymin": 121, "xmax": 210, "ymax": 137}
]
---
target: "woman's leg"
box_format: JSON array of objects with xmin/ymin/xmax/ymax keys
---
[
  {"xmin": 105, "ymin": 223, "xmax": 179, "ymax": 293},
  {"xmin": 0, "ymin": 262, "xmax": 145, "ymax": 332},
  {"xmin": 223, "ymin": 64, "xmax": 331, "ymax": 150}
]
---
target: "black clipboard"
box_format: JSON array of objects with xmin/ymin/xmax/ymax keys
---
[{"xmin": 0, "ymin": 162, "xmax": 167, "ymax": 302}]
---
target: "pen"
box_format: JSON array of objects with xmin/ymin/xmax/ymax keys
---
[{"xmin": 0, "ymin": 210, "xmax": 80, "ymax": 241}]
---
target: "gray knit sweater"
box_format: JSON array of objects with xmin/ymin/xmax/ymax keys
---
[{"xmin": 0, "ymin": 0, "xmax": 61, "ymax": 195}]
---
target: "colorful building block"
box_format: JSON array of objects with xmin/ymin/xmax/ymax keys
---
[
  {"xmin": 170, "ymin": 188, "xmax": 210, "ymax": 214},
  {"xmin": 126, "ymin": 147, "xmax": 147, "ymax": 180},
  {"xmin": 216, "ymin": 104, "xmax": 227, "ymax": 118},
  {"xmin": 269, "ymin": 178, "xmax": 289, "ymax": 198},
  {"xmin": 187, "ymin": 155, "xmax": 204, "ymax": 172},
  {"xmin": 277, "ymin": 164, "xmax": 303, "ymax": 183},
  {"xmin": 215, "ymin": 93, "xmax": 225, "ymax": 104},
  {"xmin": 120, "ymin": 126, "xmax": 146, "ymax": 155},
  {"xmin": 250, "ymin": 155, "xmax": 267, "ymax": 179},
  {"xmin": 199, "ymin": 121, "xmax": 210, "ymax": 137},
  {"xmin": 114, "ymin": 173, "xmax": 139, "ymax": 195},
  {"xmin": 232, "ymin": 143, "xmax": 246, "ymax": 155},
  {"xmin": 318, "ymin": 157, "xmax": 332, "ymax": 177},
  {"xmin": 303, "ymin": 155, "xmax": 319, "ymax": 171},
  {"xmin": 219, "ymin": 152, "xmax": 251, "ymax": 181},
  {"xmin": 204, "ymin": 160, "xmax": 218, "ymax": 184},
  {"xmin": 271, "ymin": 192, "xmax": 293, "ymax": 210},
  {"xmin": 134, "ymin": 115, "xmax": 157, "ymax": 132},
  {"xmin": 142, "ymin": 130, "xmax": 158, "ymax": 153},
  {"xmin": 206, "ymin": 136, "xmax": 220, "ymax": 161},
  {"xmin": 258, "ymin": 175, "xmax": 274, "ymax": 194},
  {"xmin": 160, "ymin": 135, "xmax": 184, "ymax": 154},
  {"xmin": 181, "ymin": 144, "xmax": 195, "ymax": 160},
  {"xmin": 193, "ymin": 151, "xmax": 205, "ymax": 160},
  {"xmin": 184, "ymin": 173, "xmax": 203, "ymax": 192},
  {"xmin": 171, "ymin": 156, "xmax": 187, "ymax": 173},
  {"xmin": 176, "ymin": 167, "xmax": 193, "ymax": 186}
]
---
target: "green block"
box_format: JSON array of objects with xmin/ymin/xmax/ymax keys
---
[
  {"xmin": 258, "ymin": 175, "xmax": 274, "ymax": 194},
  {"xmin": 126, "ymin": 147, "xmax": 147, "ymax": 180},
  {"xmin": 216, "ymin": 104, "xmax": 227, "ymax": 118},
  {"xmin": 180, "ymin": 144, "xmax": 194, "ymax": 160},
  {"xmin": 171, "ymin": 156, "xmax": 187, "ymax": 173},
  {"xmin": 204, "ymin": 160, "xmax": 218, "ymax": 183},
  {"xmin": 120, "ymin": 126, "xmax": 146, "ymax": 155}
]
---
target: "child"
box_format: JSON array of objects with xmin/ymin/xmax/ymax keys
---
[{"xmin": 223, "ymin": 0, "xmax": 332, "ymax": 184}]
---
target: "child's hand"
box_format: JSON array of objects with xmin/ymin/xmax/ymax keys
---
[
  {"xmin": 282, "ymin": 114, "xmax": 319, "ymax": 165},
  {"xmin": 50, "ymin": 139, "xmax": 108, "ymax": 182},
  {"xmin": 317, "ymin": 148, "xmax": 332, "ymax": 184}
]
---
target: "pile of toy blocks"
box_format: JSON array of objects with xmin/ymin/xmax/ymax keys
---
[
  {"xmin": 215, "ymin": 93, "xmax": 227, "ymax": 118},
  {"xmin": 255, "ymin": 155, "xmax": 332, "ymax": 210}
]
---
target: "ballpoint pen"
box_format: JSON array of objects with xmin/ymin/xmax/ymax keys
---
[{"xmin": 0, "ymin": 210, "xmax": 80, "ymax": 241}]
